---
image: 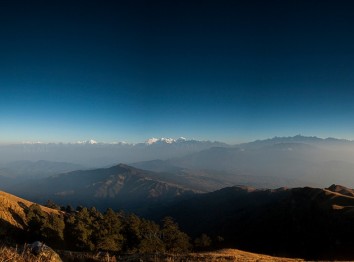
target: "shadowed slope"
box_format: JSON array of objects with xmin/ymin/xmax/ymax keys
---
[{"xmin": 151, "ymin": 185, "xmax": 354, "ymax": 260}]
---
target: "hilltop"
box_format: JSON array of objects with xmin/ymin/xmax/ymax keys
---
[{"xmin": 8, "ymin": 164, "xmax": 197, "ymax": 214}]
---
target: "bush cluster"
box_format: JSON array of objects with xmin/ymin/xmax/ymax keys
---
[{"xmin": 26, "ymin": 204, "xmax": 191, "ymax": 254}]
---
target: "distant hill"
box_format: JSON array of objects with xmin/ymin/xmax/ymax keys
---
[
  {"xmin": 327, "ymin": 184, "xmax": 354, "ymax": 197},
  {"xmin": 9, "ymin": 164, "xmax": 197, "ymax": 214},
  {"xmin": 150, "ymin": 184, "xmax": 354, "ymax": 260}
]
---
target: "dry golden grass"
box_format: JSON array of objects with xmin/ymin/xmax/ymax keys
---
[
  {"xmin": 0, "ymin": 246, "xmax": 54, "ymax": 262},
  {"xmin": 0, "ymin": 246, "xmax": 116, "ymax": 262},
  {"xmin": 107, "ymin": 249, "xmax": 305, "ymax": 261},
  {"xmin": 0, "ymin": 191, "xmax": 61, "ymax": 229},
  {"xmin": 184, "ymin": 249, "xmax": 304, "ymax": 262}
]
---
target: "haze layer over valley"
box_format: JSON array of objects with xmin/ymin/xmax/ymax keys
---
[{"xmin": 1, "ymin": 135, "xmax": 354, "ymax": 216}]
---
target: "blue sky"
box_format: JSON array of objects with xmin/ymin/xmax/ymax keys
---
[{"xmin": 1, "ymin": 0, "xmax": 354, "ymax": 144}]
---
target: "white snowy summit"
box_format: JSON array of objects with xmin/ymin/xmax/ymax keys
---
[
  {"xmin": 145, "ymin": 137, "xmax": 188, "ymax": 145},
  {"xmin": 76, "ymin": 139, "xmax": 98, "ymax": 145},
  {"xmin": 160, "ymin": 138, "xmax": 175, "ymax": 144},
  {"xmin": 146, "ymin": 138, "xmax": 160, "ymax": 145}
]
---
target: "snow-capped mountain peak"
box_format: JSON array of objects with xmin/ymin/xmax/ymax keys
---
[
  {"xmin": 160, "ymin": 138, "xmax": 175, "ymax": 144},
  {"xmin": 76, "ymin": 139, "xmax": 98, "ymax": 145},
  {"xmin": 144, "ymin": 137, "xmax": 199, "ymax": 145},
  {"xmin": 146, "ymin": 138, "xmax": 160, "ymax": 145},
  {"xmin": 145, "ymin": 137, "xmax": 183, "ymax": 145}
]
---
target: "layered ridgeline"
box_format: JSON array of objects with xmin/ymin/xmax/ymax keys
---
[
  {"xmin": 132, "ymin": 135, "xmax": 354, "ymax": 188},
  {"xmin": 4, "ymin": 135, "xmax": 354, "ymax": 190},
  {"xmin": 8, "ymin": 164, "xmax": 197, "ymax": 214},
  {"xmin": 4, "ymin": 135, "xmax": 354, "ymax": 215},
  {"xmin": 149, "ymin": 184, "xmax": 354, "ymax": 260}
]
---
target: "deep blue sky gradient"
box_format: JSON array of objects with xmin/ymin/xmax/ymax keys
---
[{"xmin": 1, "ymin": 0, "xmax": 354, "ymax": 143}]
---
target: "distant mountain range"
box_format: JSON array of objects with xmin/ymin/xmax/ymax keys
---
[
  {"xmin": 0, "ymin": 138, "xmax": 227, "ymax": 167},
  {"xmin": 132, "ymin": 135, "xmax": 354, "ymax": 188},
  {"xmin": 2, "ymin": 135, "xmax": 354, "ymax": 191}
]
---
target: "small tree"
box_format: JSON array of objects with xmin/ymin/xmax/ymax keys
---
[
  {"xmin": 44, "ymin": 200, "xmax": 60, "ymax": 210},
  {"xmin": 65, "ymin": 207, "xmax": 95, "ymax": 251},
  {"xmin": 194, "ymin": 233, "xmax": 212, "ymax": 250},
  {"xmin": 161, "ymin": 217, "xmax": 190, "ymax": 253},
  {"xmin": 138, "ymin": 219, "xmax": 165, "ymax": 253},
  {"xmin": 122, "ymin": 214, "xmax": 142, "ymax": 252},
  {"xmin": 27, "ymin": 204, "xmax": 47, "ymax": 240},
  {"xmin": 42, "ymin": 213, "xmax": 65, "ymax": 247},
  {"xmin": 96, "ymin": 208, "xmax": 124, "ymax": 252}
]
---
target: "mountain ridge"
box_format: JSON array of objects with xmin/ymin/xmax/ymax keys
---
[
  {"xmin": 149, "ymin": 184, "xmax": 354, "ymax": 259},
  {"xmin": 8, "ymin": 163, "xmax": 198, "ymax": 214}
]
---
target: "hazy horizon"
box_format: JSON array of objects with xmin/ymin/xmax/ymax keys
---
[{"xmin": 1, "ymin": 134, "xmax": 354, "ymax": 146}]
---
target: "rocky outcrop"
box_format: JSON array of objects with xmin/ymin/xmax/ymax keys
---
[{"xmin": 28, "ymin": 241, "xmax": 62, "ymax": 262}]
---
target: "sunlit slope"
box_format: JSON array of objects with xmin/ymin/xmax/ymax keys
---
[
  {"xmin": 187, "ymin": 249, "xmax": 304, "ymax": 261},
  {"xmin": 0, "ymin": 190, "xmax": 60, "ymax": 229}
]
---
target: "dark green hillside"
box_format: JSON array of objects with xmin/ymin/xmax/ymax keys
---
[{"xmin": 150, "ymin": 184, "xmax": 354, "ymax": 260}]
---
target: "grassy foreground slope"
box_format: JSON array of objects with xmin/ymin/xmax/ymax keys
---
[
  {"xmin": 0, "ymin": 246, "xmax": 304, "ymax": 262},
  {"xmin": 174, "ymin": 249, "xmax": 304, "ymax": 261}
]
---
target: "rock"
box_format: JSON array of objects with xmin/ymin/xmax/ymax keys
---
[{"xmin": 28, "ymin": 241, "xmax": 62, "ymax": 262}]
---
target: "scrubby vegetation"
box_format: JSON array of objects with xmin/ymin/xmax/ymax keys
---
[
  {"xmin": 0, "ymin": 245, "xmax": 115, "ymax": 262},
  {"xmin": 0, "ymin": 246, "xmax": 305, "ymax": 262},
  {"xmin": 25, "ymin": 204, "xmax": 191, "ymax": 254}
]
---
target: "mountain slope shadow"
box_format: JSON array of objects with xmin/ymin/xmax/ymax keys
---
[
  {"xmin": 9, "ymin": 207, "xmax": 27, "ymax": 229},
  {"xmin": 149, "ymin": 185, "xmax": 354, "ymax": 260}
]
